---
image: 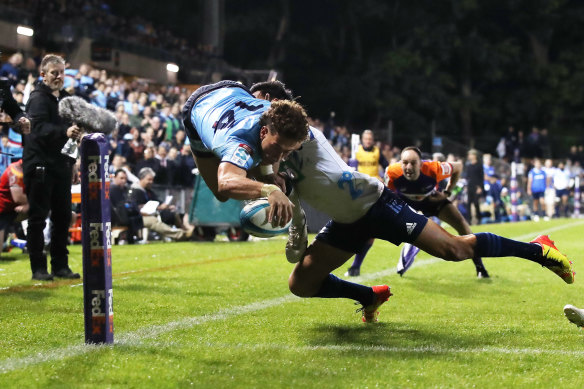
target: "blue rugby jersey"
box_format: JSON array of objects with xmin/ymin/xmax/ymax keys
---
[{"xmin": 190, "ymin": 86, "xmax": 271, "ymax": 170}]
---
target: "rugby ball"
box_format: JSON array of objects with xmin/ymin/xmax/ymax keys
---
[{"xmin": 240, "ymin": 198, "xmax": 292, "ymax": 238}]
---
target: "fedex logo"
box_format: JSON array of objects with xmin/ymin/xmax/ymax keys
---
[
  {"xmin": 91, "ymin": 289, "xmax": 113, "ymax": 335},
  {"xmin": 89, "ymin": 222, "xmax": 111, "ymax": 267}
]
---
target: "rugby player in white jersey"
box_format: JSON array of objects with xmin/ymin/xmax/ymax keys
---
[{"xmin": 250, "ymin": 81, "xmax": 574, "ymax": 323}]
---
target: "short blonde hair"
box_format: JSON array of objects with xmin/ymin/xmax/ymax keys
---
[{"xmin": 40, "ymin": 54, "xmax": 66, "ymax": 73}]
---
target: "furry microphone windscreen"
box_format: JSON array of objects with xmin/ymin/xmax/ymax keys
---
[{"xmin": 58, "ymin": 96, "xmax": 117, "ymax": 134}]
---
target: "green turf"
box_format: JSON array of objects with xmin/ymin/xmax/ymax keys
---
[{"xmin": 1, "ymin": 219, "xmax": 584, "ymax": 388}]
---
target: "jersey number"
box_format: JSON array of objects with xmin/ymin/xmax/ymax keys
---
[{"xmin": 213, "ymin": 101, "xmax": 264, "ymax": 133}]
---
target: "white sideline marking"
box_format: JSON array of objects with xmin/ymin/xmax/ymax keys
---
[{"xmin": 1, "ymin": 220, "xmax": 582, "ymax": 373}]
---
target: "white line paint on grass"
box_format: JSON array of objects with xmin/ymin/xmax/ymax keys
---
[{"xmin": 1, "ymin": 220, "xmax": 582, "ymax": 373}]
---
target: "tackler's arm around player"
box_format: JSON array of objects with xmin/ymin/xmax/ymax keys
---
[{"xmin": 217, "ymin": 161, "xmax": 294, "ymax": 227}]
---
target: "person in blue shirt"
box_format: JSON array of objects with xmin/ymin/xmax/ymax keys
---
[
  {"xmin": 182, "ymin": 80, "xmax": 309, "ymax": 226},
  {"xmin": 527, "ymin": 158, "xmax": 547, "ymax": 221}
]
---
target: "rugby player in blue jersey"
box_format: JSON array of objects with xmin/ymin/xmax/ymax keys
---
[
  {"xmin": 181, "ymin": 81, "xmax": 309, "ymax": 227},
  {"xmin": 184, "ymin": 81, "xmax": 574, "ymax": 324}
]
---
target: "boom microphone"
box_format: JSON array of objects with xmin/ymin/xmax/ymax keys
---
[
  {"xmin": 58, "ymin": 96, "xmax": 118, "ymax": 158},
  {"xmin": 58, "ymin": 96, "xmax": 117, "ymax": 134}
]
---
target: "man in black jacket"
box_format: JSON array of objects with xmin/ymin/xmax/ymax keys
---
[{"xmin": 24, "ymin": 54, "xmax": 82, "ymax": 281}]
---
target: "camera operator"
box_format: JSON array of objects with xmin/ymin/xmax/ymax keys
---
[
  {"xmin": 24, "ymin": 54, "xmax": 81, "ymax": 281},
  {"xmin": 0, "ymin": 77, "xmax": 30, "ymax": 134}
]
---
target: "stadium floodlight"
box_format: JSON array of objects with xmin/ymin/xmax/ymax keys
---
[
  {"xmin": 16, "ymin": 26, "xmax": 34, "ymax": 37},
  {"xmin": 166, "ymin": 63, "xmax": 179, "ymax": 73}
]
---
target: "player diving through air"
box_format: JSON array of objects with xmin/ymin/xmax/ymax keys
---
[{"xmin": 183, "ymin": 80, "xmax": 574, "ymax": 323}]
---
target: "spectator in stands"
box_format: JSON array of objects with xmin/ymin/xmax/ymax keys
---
[
  {"xmin": 141, "ymin": 106, "xmax": 155, "ymax": 129},
  {"xmin": 110, "ymin": 154, "xmax": 138, "ymax": 184},
  {"xmin": 484, "ymin": 174, "xmax": 507, "ymax": 223},
  {"xmin": 464, "ymin": 149, "xmax": 484, "ymax": 225},
  {"xmin": 128, "ymin": 128, "xmax": 145, "ymax": 166},
  {"xmin": 89, "ymin": 81, "xmax": 107, "ymax": 108},
  {"xmin": 128, "ymin": 103, "xmax": 142, "ymax": 129},
  {"xmin": 171, "ymin": 130, "xmax": 186, "ymax": 151},
  {"xmin": 154, "ymin": 145, "xmax": 170, "ymax": 186},
  {"xmin": 0, "ymin": 53, "xmax": 23, "ymax": 86},
  {"xmin": 117, "ymin": 112, "xmax": 132, "ymax": 138},
  {"xmin": 109, "ymin": 169, "xmax": 142, "ymax": 244},
  {"xmin": 0, "ymin": 159, "xmax": 28, "ymax": 250},
  {"xmin": 135, "ymin": 146, "xmax": 160, "ymax": 177},
  {"xmin": 24, "ymin": 54, "xmax": 81, "ymax": 281},
  {"xmin": 527, "ymin": 158, "xmax": 547, "ymax": 221},
  {"xmin": 128, "ymin": 167, "xmax": 193, "ymax": 241},
  {"xmin": 483, "ymin": 153, "xmax": 495, "ymax": 180}
]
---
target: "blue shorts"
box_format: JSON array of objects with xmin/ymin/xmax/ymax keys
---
[
  {"xmin": 532, "ymin": 191, "xmax": 544, "ymax": 200},
  {"xmin": 556, "ymin": 188, "xmax": 569, "ymax": 198},
  {"xmin": 315, "ymin": 188, "xmax": 428, "ymax": 253}
]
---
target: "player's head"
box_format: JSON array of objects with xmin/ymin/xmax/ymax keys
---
[
  {"xmin": 533, "ymin": 158, "xmax": 542, "ymax": 168},
  {"xmin": 250, "ymin": 80, "xmax": 294, "ymax": 101},
  {"xmin": 361, "ymin": 130, "xmax": 374, "ymax": 148},
  {"xmin": 259, "ymin": 100, "xmax": 308, "ymax": 164},
  {"xmin": 400, "ymin": 146, "xmax": 422, "ymax": 181}
]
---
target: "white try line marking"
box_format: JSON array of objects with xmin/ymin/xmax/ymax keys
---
[{"xmin": 1, "ymin": 220, "xmax": 583, "ymax": 373}]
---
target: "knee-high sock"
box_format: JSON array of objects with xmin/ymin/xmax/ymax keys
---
[
  {"xmin": 474, "ymin": 232, "xmax": 542, "ymax": 263},
  {"xmin": 314, "ymin": 274, "xmax": 374, "ymax": 306},
  {"xmin": 350, "ymin": 241, "xmax": 373, "ymax": 269}
]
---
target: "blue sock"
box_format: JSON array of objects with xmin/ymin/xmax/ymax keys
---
[
  {"xmin": 350, "ymin": 241, "xmax": 373, "ymax": 269},
  {"xmin": 474, "ymin": 233, "xmax": 542, "ymax": 263},
  {"xmin": 314, "ymin": 274, "xmax": 374, "ymax": 306}
]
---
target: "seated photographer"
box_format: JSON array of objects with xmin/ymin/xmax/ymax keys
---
[
  {"xmin": 110, "ymin": 169, "xmax": 143, "ymax": 244},
  {"xmin": 128, "ymin": 167, "xmax": 193, "ymax": 241},
  {"xmin": 0, "ymin": 159, "xmax": 28, "ymax": 251}
]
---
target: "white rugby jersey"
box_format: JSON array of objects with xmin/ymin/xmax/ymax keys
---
[{"xmin": 281, "ymin": 127, "xmax": 383, "ymax": 223}]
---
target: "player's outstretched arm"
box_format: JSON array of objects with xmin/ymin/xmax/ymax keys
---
[{"xmin": 218, "ymin": 162, "xmax": 293, "ymax": 226}]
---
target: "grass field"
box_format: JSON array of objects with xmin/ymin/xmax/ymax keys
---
[{"xmin": 1, "ymin": 218, "xmax": 584, "ymax": 388}]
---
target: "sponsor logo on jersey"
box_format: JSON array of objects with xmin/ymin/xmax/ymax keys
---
[
  {"xmin": 441, "ymin": 162, "xmax": 452, "ymax": 176},
  {"xmin": 406, "ymin": 222, "xmax": 417, "ymax": 235},
  {"xmin": 238, "ymin": 143, "xmax": 253, "ymax": 156},
  {"xmin": 230, "ymin": 145, "xmax": 252, "ymax": 167}
]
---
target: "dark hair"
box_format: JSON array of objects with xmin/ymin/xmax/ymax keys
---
[
  {"xmin": 114, "ymin": 169, "xmax": 126, "ymax": 177},
  {"xmin": 250, "ymin": 80, "xmax": 294, "ymax": 101},
  {"xmin": 259, "ymin": 100, "xmax": 308, "ymax": 142},
  {"xmin": 401, "ymin": 146, "xmax": 422, "ymax": 159}
]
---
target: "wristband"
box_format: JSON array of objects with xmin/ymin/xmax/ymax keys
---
[
  {"xmin": 261, "ymin": 184, "xmax": 281, "ymax": 198},
  {"xmin": 260, "ymin": 164, "xmax": 274, "ymax": 175},
  {"xmin": 443, "ymin": 190, "xmax": 452, "ymax": 196}
]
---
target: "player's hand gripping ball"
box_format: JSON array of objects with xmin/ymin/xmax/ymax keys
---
[{"xmin": 240, "ymin": 198, "xmax": 292, "ymax": 238}]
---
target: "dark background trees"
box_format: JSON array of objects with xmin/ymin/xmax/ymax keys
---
[{"xmin": 118, "ymin": 0, "xmax": 584, "ymax": 151}]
